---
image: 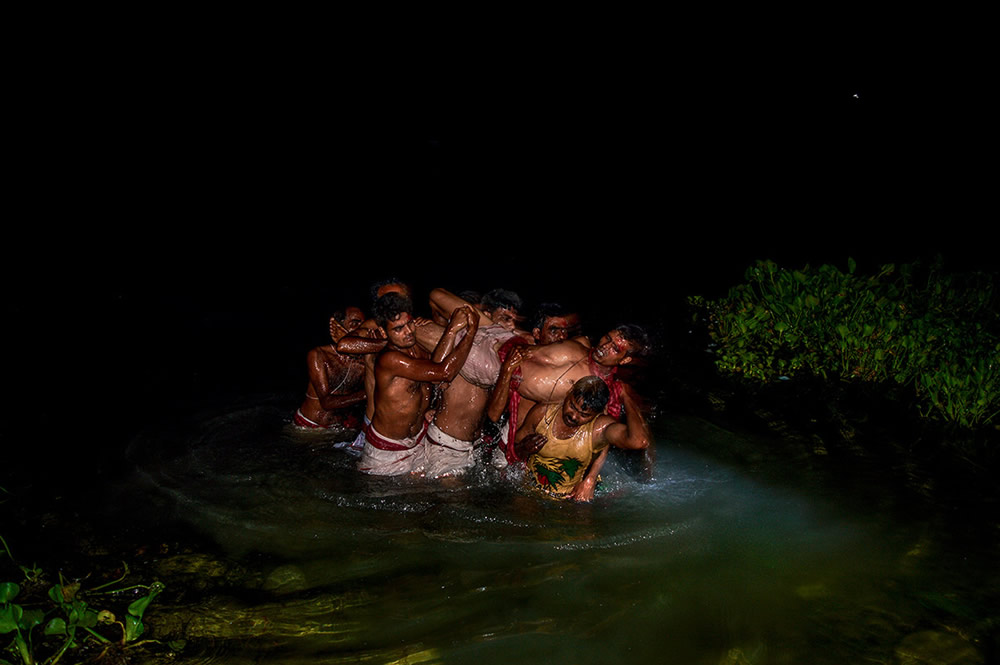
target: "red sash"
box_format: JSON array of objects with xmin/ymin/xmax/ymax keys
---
[
  {"xmin": 497, "ymin": 338, "xmax": 530, "ymax": 463},
  {"xmin": 590, "ymin": 354, "xmax": 624, "ymax": 419}
]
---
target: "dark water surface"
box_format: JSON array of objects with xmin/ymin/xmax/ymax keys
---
[{"xmin": 86, "ymin": 397, "xmax": 1000, "ymax": 664}]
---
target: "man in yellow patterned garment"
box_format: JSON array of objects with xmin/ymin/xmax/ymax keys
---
[{"xmin": 514, "ymin": 375, "xmax": 651, "ymax": 502}]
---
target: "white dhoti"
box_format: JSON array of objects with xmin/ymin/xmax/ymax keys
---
[
  {"xmin": 424, "ymin": 421, "xmax": 475, "ymax": 478},
  {"xmin": 357, "ymin": 422, "xmax": 428, "ymax": 476},
  {"xmin": 333, "ymin": 415, "xmax": 370, "ymax": 457}
]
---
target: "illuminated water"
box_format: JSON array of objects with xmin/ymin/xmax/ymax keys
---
[{"xmin": 110, "ymin": 399, "xmax": 999, "ymax": 664}]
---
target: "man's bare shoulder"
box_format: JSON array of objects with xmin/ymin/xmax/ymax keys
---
[
  {"xmin": 591, "ymin": 413, "xmax": 619, "ymax": 440},
  {"xmin": 308, "ymin": 345, "xmax": 334, "ymax": 365},
  {"xmin": 528, "ymin": 338, "xmax": 590, "ymax": 366},
  {"xmin": 375, "ymin": 347, "xmax": 407, "ymax": 368},
  {"xmin": 376, "ymin": 347, "xmax": 429, "ymax": 372}
]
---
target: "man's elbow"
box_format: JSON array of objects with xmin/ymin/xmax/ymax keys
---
[
  {"xmin": 621, "ymin": 435, "xmax": 651, "ymax": 450},
  {"xmin": 434, "ymin": 360, "xmax": 461, "ymax": 383}
]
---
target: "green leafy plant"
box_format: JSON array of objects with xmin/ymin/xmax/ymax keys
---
[
  {"xmin": 1, "ymin": 582, "xmax": 41, "ymax": 665},
  {"xmin": 2, "ymin": 551, "xmax": 165, "ymax": 664},
  {"xmin": 122, "ymin": 581, "xmax": 164, "ymax": 643},
  {"xmin": 691, "ymin": 259, "xmax": 1000, "ymax": 429}
]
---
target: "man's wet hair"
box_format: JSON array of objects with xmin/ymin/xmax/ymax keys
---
[
  {"xmin": 458, "ymin": 290, "xmax": 483, "ymax": 305},
  {"xmin": 373, "ymin": 292, "xmax": 413, "ymax": 329},
  {"xmin": 571, "ymin": 376, "xmax": 610, "ymax": 414},
  {"xmin": 531, "ymin": 302, "xmax": 571, "ymax": 332},
  {"xmin": 615, "ymin": 323, "xmax": 651, "ymax": 357},
  {"xmin": 481, "ymin": 288, "xmax": 522, "ymax": 315},
  {"xmin": 369, "ymin": 278, "xmax": 411, "ymax": 306}
]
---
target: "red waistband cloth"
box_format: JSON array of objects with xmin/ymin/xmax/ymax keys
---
[
  {"xmin": 294, "ymin": 409, "xmax": 324, "ymax": 429},
  {"xmin": 362, "ymin": 421, "xmax": 428, "ymax": 451}
]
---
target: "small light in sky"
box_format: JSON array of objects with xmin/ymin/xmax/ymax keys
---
[{"xmin": 853, "ymin": 93, "xmax": 860, "ymax": 99}]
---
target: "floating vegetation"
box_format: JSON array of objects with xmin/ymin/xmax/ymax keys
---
[{"xmin": 1, "ymin": 539, "xmax": 168, "ymax": 665}]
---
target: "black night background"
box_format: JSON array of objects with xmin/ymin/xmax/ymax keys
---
[{"xmin": 8, "ymin": 34, "xmax": 994, "ymax": 465}]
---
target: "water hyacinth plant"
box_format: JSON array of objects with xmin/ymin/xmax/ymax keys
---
[
  {"xmin": 2, "ymin": 542, "xmax": 165, "ymax": 665},
  {"xmin": 690, "ymin": 259, "xmax": 1000, "ymax": 429}
]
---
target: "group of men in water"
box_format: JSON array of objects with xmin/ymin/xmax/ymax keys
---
[{"xmin": 294, "ymin": 279, "xmax": 652, "ymax": 502}]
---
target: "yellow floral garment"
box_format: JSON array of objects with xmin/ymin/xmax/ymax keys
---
[{"xmin": 527, "ymin": 403, "xmax": 607, "ymax": 497}]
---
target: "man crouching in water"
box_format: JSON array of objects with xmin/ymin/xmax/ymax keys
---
[
  {"xmin": 515, "ymin": 376, "xmax": 651, "ymax": 502},
  {"xmin": 359, "ymin": 293, "xmax": 479, "ymax": 476},
  {"xmin": 294, "ymin": 307, "xmax": 367, "ymax": 431}
]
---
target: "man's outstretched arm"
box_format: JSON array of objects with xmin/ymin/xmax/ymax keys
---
[{"xmin": 380, "ymin": 307, "xmax": 480, "ymax": 384}]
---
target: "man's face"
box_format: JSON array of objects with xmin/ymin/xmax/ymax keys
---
[
  {"xmin": 489, "ymin": 307, "xmax": 518, "ymax": 332},
  {"xmin": 534, "ymin": 316, "xmax": 571, "ymax": 345},
  {"xmin": 344, "ymin": 307, "xmax": 365, "ymax": 331},
  {"xmin": 561, "ymin": 393, "xmax": 601, "ymax": 428},
  {"xmin": 592, "ymin": 329, "xmax": 635, "ymax": 366},
  {"xmin": 385, "ymin": 312, "xmax": 417, "ymax": 348}
]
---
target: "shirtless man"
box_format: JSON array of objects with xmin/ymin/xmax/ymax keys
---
[
  {"xmin": 358, "ymin": 293, "xmax": 480, "ymax": 476},
  {"xmin": 415, "ymin": 288, "xmax": 534, "ymax": 477},
  {"xmin": 334, "ymin": 279, "xmax": 413, "ymax": 452},
  {"xmin": 294, "ymin": 307, "xmax": 367, "ymax": 433},
  {"xmin": 486, "ymin": 323, "xmax": 650, "ymax": 465},
  {"xmin": 516, "ymin": 376, "xmax": 651, "ymax": 502}
]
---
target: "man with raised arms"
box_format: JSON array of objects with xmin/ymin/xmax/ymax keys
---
[
  {"xmin": 515, "ymin": 375, "xmax": 651, "ymax": 502},
  {"xmin": 358, "ymin": 293, "xmax": 480, "ymax": 476},
  {"xmin": 413, "ymin": 288, "xmax": 533, "ymax": 477},
  {"xmin": 334, "ymin": 279, "xmax": 414, "ymax": 454},
  {"xmin": 487, "ymin": 323, "xmax": 650, "ymax": 465},
  {"xmin": 294, "ymin": 306, "xmax": 367, "ymax": 432}
]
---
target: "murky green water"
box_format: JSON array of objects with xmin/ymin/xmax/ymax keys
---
[{"xmin": 112, "ymin": 401, "xmax": 999, "ymax": 664}]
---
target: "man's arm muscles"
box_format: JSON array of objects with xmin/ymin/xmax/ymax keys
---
[
  {"xmin": 434, "ymin": 312, "xmax": 478, "ymax": 380},
  {"xmin": 596, "ymin": 388, "xmax": 652, "ymax": 450},
  {"xmin": 337, "ymin": 335, "xmax": 388, "ymax": 355},
  {"xmin": 337, "ymin": 322, "xmax": 388, "ymax": 355},
  {"xmin": 378, "ymin": 322, "xmax": 477, "ymax": 384}
]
